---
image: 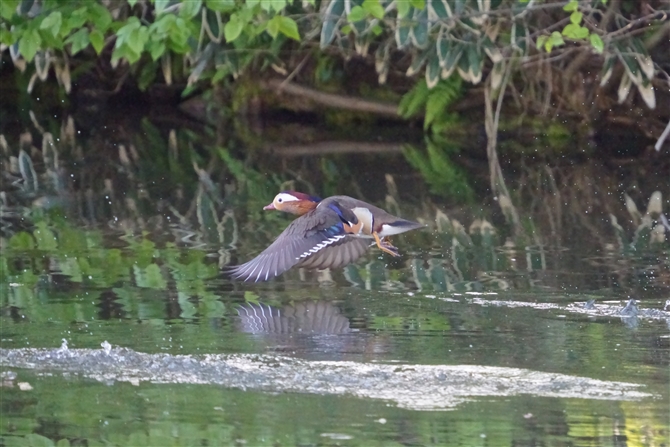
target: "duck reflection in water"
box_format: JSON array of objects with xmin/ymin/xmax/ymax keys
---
[{"xmin": 236, "ymin": 300, "xmax": 351, "ymax": 335}]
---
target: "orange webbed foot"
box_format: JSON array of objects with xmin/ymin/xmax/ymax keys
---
[{"xmin": 373, "ymin": 232, "xmax": 400, "ymax": 257}]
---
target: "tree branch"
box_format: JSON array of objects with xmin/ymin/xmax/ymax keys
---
[{"xmin": 261, "ymin": 78, "xmax": 400, "ymax": 117}]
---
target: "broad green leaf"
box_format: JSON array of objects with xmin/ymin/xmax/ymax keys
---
[
  {"xmin": 576, "ymin": 26, "xmax": 589, "ymax": 39},
  {"xmin": 563, "ymin": 0, "xmax": 578, "ymax": 11},
  {"xmin": 266, "ymin": 15, "xmax": 280, "ymax": 38},
  {"xmin": 179, "ymin": 0, "xmax": 202, "ymax": 19},
  {"xmin": 112, "ymin": 45, "xmax": 140, "ymax": 64},
  {"xmin": 151, "ymin": 13, "xmax": 176, "ymax": 34},
  {"xmin": 545, "ymin": 31, "xmax": 564, "ymax": 52},
  {"xmin": 397, "ymin": 0, "xmax": 410, "ymax": 18},
  {"xmin": 278, "ymin": 16, "xmax": 300, "ymax": 41},
  {"xmin": 562, "ymin": 23, "xmax": 578, "ymax": 39},
  {"xmin": 147, "ymin": 39, "xmax": 166, "ymax": 60},
  {"xmin": 467, "ymin": 45, "xmax": 482, "ymax": 84},
  {"xmin": 88, "ymin": 3, "xmax": 113, "ymax": 31},
  {"xmin": 40, "ymin": 11, "xmax": 62, "ymax": 37},
  {"xmin": 362, "ymin": 0, "xmax": 385, "ymax": 19},
  {"xmin": 436, "ymin": 29, "xmax": 449, "ymax": 64},
  {"xmin": 570, "ymin": 11, "xmax": 583, "ymax": 25},
  {"xmin": 263, "ymin": 0, "xmax": 286, "ymax": 12},
  {"xmin": 115, "ymin": 17, "xmax": 141, "ymax": 46},
  {"xmin": 410, "ymin": 8, "xmax": 428, "ymax": 48},
  {"xmin": 443, "ymin": 42, "xmax": 463, "ymax": 74},
  {"xmin": 89, "ymin": 28, "xmax": 104, "ymax": 54},
  {"xmin": 395, "ymin": 19, "xmax": 411, "ymax": 48},
  {"xmin": 535, "ymin": 35, "xmax": 547, "ymax": 50},
  {"xmin": 167, "ymin": 17, "xmax": 191, "ymax": 52},
  {"xmin": 320, "ymin": 0, "xmax": 344, "ymax": 48},
  {"xmin": 65, "ymin": 28, "xmax": 89, "ymax": 55},
  {"xmin": 65, "ymin": 7, "xmax": 88, "ymax": 32},
  {"xmin": 348, "ymin": 5, "xmax": 366, "ymax": 22},
  {"xmin": 127, "ymin": 26, "xmax": 148, "ymax": 55},
  {"xmin": 206, "ymin": 0, "xmax": 236, "ymax": 12},
  {"xmin": 224, "ymin": 15, "xmax": 243, "ymax": 42},
  {"xmin": 589, "ymin": 34, "xmax": 603, "ymax": 54},
  {"xmin": 0, "ymin": 28, "xmax": 14, "ymax": 45},
  {"xmin": 0, "ymin": 0, "xmax": 20, "ymax": 20},
  {"xmin": 425, "ymin": 54, "xmax": 440, "ymax": 89},
  {"xmin": 19, "ymin": 28, "xmax": 41, "ymax": 62},
  {"xmin": 41, "ymin": 31, "xmax": 64, "ymax": 50}
]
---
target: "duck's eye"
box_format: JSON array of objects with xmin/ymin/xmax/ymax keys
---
[{"xmin": 277, "ymin": 198, "xmax": 283, "ymax": 203}]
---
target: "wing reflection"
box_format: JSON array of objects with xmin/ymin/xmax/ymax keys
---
[{"xmin": 236, "ymin": 301, "xmax": 351, "ymax": 334}]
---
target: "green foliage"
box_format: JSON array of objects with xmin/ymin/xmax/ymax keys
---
[
  {"xmin": 534, "ymin": 0, "xmax": 604, "ymax": 55},
  {"xmin": 403, "ymin": 137, "xmax": 474, "ymax": 202},
  {"xmin": 216, "ymin": 148, "xmax": 281, "ymax": 207},
  {"xmin": 399, "ymin": 77, "xmax": 463, "ymax": 133},
  {"xmin": 0, "ymin": 0, "xmax": 662, "ymax": 113},
  {"xmin": 3, "ymin": 213, "xmax": 221, "ymax": 300},
  {"xmin": 1, "ymin": 0, "xmax": 306, "ymax": 91}
]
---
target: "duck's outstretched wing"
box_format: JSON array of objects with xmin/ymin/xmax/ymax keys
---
[
  {"xmin": 296, "ymin": 237, "xmax": 371, "ymax": 271},
  {"xmin": 229, "ymin": 208, "xmax": 368, "ymax": 282}
]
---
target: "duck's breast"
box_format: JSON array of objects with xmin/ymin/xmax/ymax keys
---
[{"xmin": 343, "ymin": 207, "xmax": 374, "ymax": 236}]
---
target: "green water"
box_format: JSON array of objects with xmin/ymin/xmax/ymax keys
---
[{"xmin": 1, "ymin": 114, "xmax": 669, "ymax": 446}]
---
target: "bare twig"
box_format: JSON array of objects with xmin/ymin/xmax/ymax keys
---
[{"xmin": 278, "ymin": 54, "xmax": 311, "ymax": 91}]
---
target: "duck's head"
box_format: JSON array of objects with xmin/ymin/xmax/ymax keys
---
[{"xmin": 263, "ymin": 191, "xmax": 321, "ymax": 216}]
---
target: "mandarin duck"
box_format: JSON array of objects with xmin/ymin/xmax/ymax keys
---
[{"xmin": 229, "ymin": 191, "xmax": 424, "ymax": 282}]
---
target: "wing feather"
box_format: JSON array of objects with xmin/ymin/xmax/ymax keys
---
[
  {"xmin": 229, "ymin": 202, "xmax": 373, "ymax": 282},
  {"xmin": 297, "ymin": 237, "xmax": 371, "ymax": 270}
]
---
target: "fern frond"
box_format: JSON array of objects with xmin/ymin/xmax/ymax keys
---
[{"xmin": 398, "ymin": 80, "xmax": 430, "ymax": 119}]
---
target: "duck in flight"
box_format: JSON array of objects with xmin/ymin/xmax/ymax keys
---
[{"xmin": 229, "ymin": 191, "xmax": 424, "ymax": 282}]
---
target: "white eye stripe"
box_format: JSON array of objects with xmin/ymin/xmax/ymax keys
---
[
  {"xmin": 275, "ymin": 193, "xmax": 299, "ymax": 203},
  {"xmin": 297, "ymin": 235, "xmax": 346, "ymax": 259}
]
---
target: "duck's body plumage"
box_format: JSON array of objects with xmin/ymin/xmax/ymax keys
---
[{"xmin": 229, "ymin": 193, "xmax": 424, "ymax": 282}]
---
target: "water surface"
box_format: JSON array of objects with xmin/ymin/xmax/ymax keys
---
[{"xmin": 1, "ymin": 114, "xmax": 668, "ymax": 446}]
